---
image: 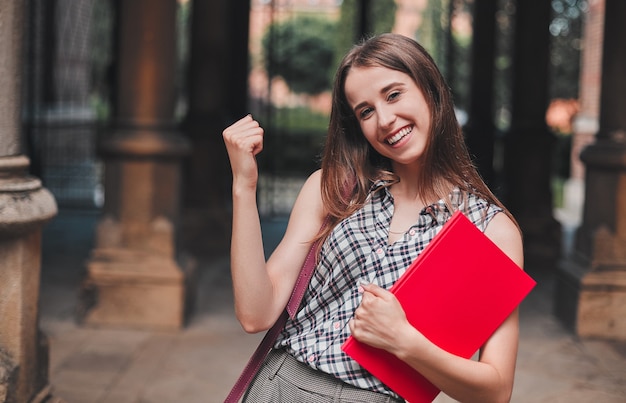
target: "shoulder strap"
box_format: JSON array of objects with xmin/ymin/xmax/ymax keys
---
[
  {"xmin": 223, "ymin": 221, "xmax": 326, "ymax": 403},
  {"xmin": 223, "ymin": 310, "xmax": 289, "ymax": 403}
]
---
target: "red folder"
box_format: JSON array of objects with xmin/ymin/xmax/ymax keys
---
[{"xmin": 341, "ymin": 211, "xmax": 536, "ymax": 403}]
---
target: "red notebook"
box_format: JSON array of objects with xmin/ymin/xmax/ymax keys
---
[{"xmin": 341, "ymin": 211, "xmax": 536, "ymax": 403}]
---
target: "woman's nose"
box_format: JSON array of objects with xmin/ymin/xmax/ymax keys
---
[{"xmin": 377, "ymin": 105, "xmax": 396, "ymax": 129}]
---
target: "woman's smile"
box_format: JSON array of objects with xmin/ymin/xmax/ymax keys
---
[{"xmin": 386, "ymin": 125, "xmax": 414, "ymax": 146}]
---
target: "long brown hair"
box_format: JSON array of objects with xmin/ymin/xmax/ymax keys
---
[{"xmin": 318, "ymin": 33, "xmax": 511, "ymax": 243}]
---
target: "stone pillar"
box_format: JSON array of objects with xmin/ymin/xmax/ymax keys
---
[
  {"xmin": 80, "ymin": 0, "xmax": 194, "ymax": 329},
  {"xmin": 502, "ymin": 0, "xmax": 561, "ymax": 266},
  {"xmin": 0, "ymin": 1, "xmax": 58, "ymax": 402},
  {"xmin": 181, "ymin": 0, "xmax": 250, "ymax": 255},
  {"xmin": 554, "ymin": 0, "xmax": 626, "ymax": 341},
  {"xmin": 463, "ymin": 0, "xmax": 497, "ymax": 187}
]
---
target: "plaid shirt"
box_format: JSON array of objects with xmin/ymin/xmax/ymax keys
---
[{"xmin": 275, "ymin": 180, "xmax": 502, "ymax": 398}]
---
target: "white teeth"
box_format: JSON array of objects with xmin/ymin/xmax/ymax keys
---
[{"xmin": 386, "ymin": 126, "xmax": 413, "ymax": 145}]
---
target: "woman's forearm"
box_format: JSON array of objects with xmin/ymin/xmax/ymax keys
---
[
  {"xmin": 230, "ymin": 184, "xmax": 276, "ymax": 333},
  {"xmin": 390, "ymin": 313, "xmax": 518, "ymax": 403}
]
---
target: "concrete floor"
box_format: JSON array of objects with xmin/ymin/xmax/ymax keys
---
[{"xmin": 38, "ymin": 210, "xmax": 626, "ymax": 402}]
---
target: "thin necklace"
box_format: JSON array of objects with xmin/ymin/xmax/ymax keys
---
[{"xmin": 388, "ymin": 228, "xmax": 410, "ymax": 235}]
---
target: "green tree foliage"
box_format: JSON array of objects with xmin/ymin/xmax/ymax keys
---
[
  {"xmin": 417, "ymin": 1, "xmax": 448, "ymax": 71},
  {"xmin": 262, "ymin": 16, "xmax": 337, "ymax": 95},
  {"xmin": 370, "ymin": 0, "xmax": 397, "ymax": 37}
]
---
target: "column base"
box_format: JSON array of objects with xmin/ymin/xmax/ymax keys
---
[
  {"xmin": 0, "ymin": 334, "xmax": 53, "ymax": 403},
  {"xmin": 79, "ymin": 248, "xmax": 197, "ymax": 330},
  {"xmin": 0, "ymin": 350, "xmax": 17, "ymax": 403},
  {"xmin": 555, "ymin": 258, "xmax": 626, "ymax": 340}
]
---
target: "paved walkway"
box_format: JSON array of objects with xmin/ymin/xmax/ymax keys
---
[{"xmin": 39, "ymin": 210, "xmax": 626, "ymax": 403}]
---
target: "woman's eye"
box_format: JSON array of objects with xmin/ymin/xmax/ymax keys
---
[
  {"xmin": 388, "ymin": 91, "xmax": 401, "ymax": 101},
  {"xmin": 359, "ymin": 108, "xmax": 373, "ymax": 119}
]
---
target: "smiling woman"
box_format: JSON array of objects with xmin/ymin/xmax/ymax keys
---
[
  {"xmin": 344, "ymin": 67, "xmax": 431, "ymax": 166},
  {"xmin": 223, "ymin": 33, "xmax": 524, "ymax": 403}
]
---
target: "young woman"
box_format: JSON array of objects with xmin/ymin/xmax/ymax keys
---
[{"xmin": 223, "ymin": 33, "xmax": 523, "ymax": 403}]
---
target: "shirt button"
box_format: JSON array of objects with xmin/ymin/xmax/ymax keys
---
[
  {"xmin": 376, "ymin": 247, "xmax": 384, "ymax": 255},
  {"xmin": 334, "ymin": 322, "xmax": 341, "ymax": 330},
  {"xmin": 409, "ymin": 229, "xmax": 416, "ymax": 236},
  {"xmin": 308, "ymin": 354, "xmax": 316, "ymax": 362}
]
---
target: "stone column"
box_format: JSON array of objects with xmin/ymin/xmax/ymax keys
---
[
  {"xmin": 0, "ymin": 1, "xmax": 58, "ymax": 402},
  {"xmin": 463, "ymin": 0, "xmax": 497, "ymax": 187},
  {"xmin": 554, "ymin": 0, "xmax": 626, "ymax": 341},
  {"xmin": 181, "ymin": 0, "xmax": 250, "ymax": 255},
  {"xmin": 502, "ymin": 0, "xmax": 561, "ymax": 266},
  {"xmin": 80, "ymin": 0, "xmax": 193, "ymax": 329}
]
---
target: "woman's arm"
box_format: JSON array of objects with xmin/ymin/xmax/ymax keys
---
[
  {"xmin": 223, "ymin": 116, "xmax": 326, "ymax": 333},
  {"xmin": 350, "ymin": 212, "xmax": 523, "ymax": 403}
]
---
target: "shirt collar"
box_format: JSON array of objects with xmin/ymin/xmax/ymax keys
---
[{"xmin": 371, "ymin": 180, "xmax": 467, "ymax": 225}]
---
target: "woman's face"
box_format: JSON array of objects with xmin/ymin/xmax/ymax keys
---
[{"xmin": 344, "ymin": 66, "xmax": 431, "ymax": 168}]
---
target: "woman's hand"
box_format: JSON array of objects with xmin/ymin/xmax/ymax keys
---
[
  {"xmin": 222, "ymin": 114, "xmax": 264, "ymax": 189},
  {"xmin": 349, "ymin": 283, "xmax": 415, "ymax": 354}
]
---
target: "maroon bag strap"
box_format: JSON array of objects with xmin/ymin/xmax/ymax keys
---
[
  {"xmin": 223, "ymin": 310, "xmax": 289, "ymax": 403},
  {"xmin": 224, "ymin": 222, "xmax": 326, "ymax": 403}
]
